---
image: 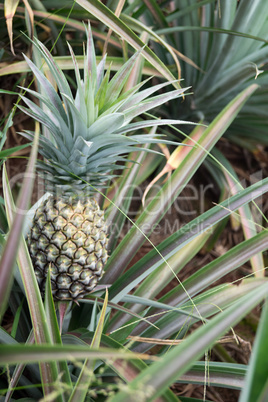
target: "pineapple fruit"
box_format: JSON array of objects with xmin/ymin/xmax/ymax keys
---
[
  {"xmin": 29, "ymin": 197, "xmax": 108, "ymax": 300},
  {"xmin": 19, "ymin": 25, "xmax": 188, "ymax": 300}
]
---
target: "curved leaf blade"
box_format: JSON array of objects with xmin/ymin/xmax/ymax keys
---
[
  {"xmin": 239, "ymin": 298, "xmax": 268, "ymax": 402},
  {"xmin": 107, "ymin": 281, "xmax": 268, "ymax": 401},
  {"xmin": 75, "ymin": 0, "xmax": 179, "ymax": 85},
  {"xmin": 103, "ymin": 84, "xmax": 259, "ymax": 285}
]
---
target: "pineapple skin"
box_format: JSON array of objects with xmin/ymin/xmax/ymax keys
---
[{"xmin": 28, "ymin": 196, "xmax": 108, "ymax": 300}]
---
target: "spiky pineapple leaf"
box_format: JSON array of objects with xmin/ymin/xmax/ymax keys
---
[
  {"xmin": 19, "ymin": 28, "xmax": 190, "ymax": 196},
  {"xmin": 22, "ymin": 54, "xmax": 67, "ymax": 124}
]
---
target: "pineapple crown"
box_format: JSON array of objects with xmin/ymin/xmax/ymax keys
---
[{"xmin": 19, "ymin": 24, "xmax": 190, "ymax": 196}]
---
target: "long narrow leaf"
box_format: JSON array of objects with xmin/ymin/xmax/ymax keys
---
[
  {"xmin": 2, "ymin": 135, "xmax": 61, "ymax": 398},
  {"xmin": 76, "ymin": 0, "xmax": 179, "ymax": 85},
  {"xmin": 3, "ymin": 331, "xmax": 35, "ymax": 402},
  {"xmin": 103, "ymin": 84, "xmax": 259, "ymax": 285},
  {"xmin": 68, "ymin": 289, "xmax": 109, "ymax": 401},
  {"xmin": 212, "ymin": 148, "xmax": 265, "ymax": 277},
  {"xmin": 239, "ymin": 298, "xmax": 268, "ymax": 401},
  {"xmin": 107, "ymin": 281, "xmax": 268, "ymax": 401},
  {"xmin": 0, "ymin": 345, "xmax": 156, "ymax": 365},
  {"xmin": 64, "ymin": 331, "xmax": 179, "ymax": 402},
  {"xmin": 0, "ymin": 128, "xmax": 38, "ymax": 320},
  {"xmin": 174, "ymin": 361, "xmax": 246, "ymax": 390},
  {"xmin": 160, "ymin": 230, "xmax": 268, "ymax": 308},
  {"xmin": 131, "ymin": 279, "xmax": 267, "ymax": 353},
  {"xmin": 44, "ymin": 271, "xmax": 73, "ymax": 397},
  {"xmin": 106, "ymin": 177, "xmax": 268, "ymax": 310}
]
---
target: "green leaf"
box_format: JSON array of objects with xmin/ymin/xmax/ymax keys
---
[
  {"xmin": 68, "ymin": 289, "xmax": 109, "ymax": 401},
  {"xmin": 126, "ymin": 0, "xmax": 268, "ymax": 144},
  {"xmin": 64, "ymin": 331, "xmax": 179, "ymax": 402},
  {"xmin": 75, "ymin": 0, "xmax": 179, "ymax": 86},
  {"xmin": 131, "ymin": 279, "xmax": 267, "ymax": 353},
  {"xmin": 155, "ymin": 26, "xmax": 268, "ymax": 45},
  {"xmin": 106, "ymin": 176, "xmax": 268, "ymax": 324},
  {"xmin": 131, "ymin": 230, "xmax": 211, "ymax": 303},
  {"xmin": 103, "ymin": 84, "xmax": 259, "ymax": 285},
  {"xmin": 1, "ymin": 132, "xmax": 61, "ymax": 399},
  {"xmin": 44, "ymin": 271, "xmax": 73, "ymax": 396},
  {"xmin": 0, "ymin": 89, "xmax": 19, "ymax": 96},
  {"xmin": 176, "ymin": 361, "xmax": 246, "ymax": 390},
  {"xmin": 107, "ymin": 281, "xmax": 268, "ymax": 401},
  {"xmin": 0, "ymin": 143, "xmax": 31, "ymax": 159},
  {"xmin": 160, "ymin": 230, "xmax": 268, "ymax": 308},
  {"xmin": 0, "ymin": 112, "xmax": 13, "ymax": 151},
  {"xmin": 106, "ymin": 149, "xmax": 150, "ymax": 252},
  {"xmin": 0, "ymin": 127, "xmax": 38, "ymax": 320},
  {"xmin": 3, "ymin": 330, "xmax": 37, "ymax": 402},
  {"xmin": 212, "ymin": 147, "xmax": 265, "ymax": 277},
  {"xmin": 239, "ymin": 298, "xmax": 268, "ymax": 401},
  {"xmin": 0, "ymin": 344, "xmax": 156, "ymax": 365}
]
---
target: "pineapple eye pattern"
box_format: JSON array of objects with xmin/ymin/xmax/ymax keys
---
[{"xmin": 29, "ymin": 197, "xmax": 108, "ymax": 300}]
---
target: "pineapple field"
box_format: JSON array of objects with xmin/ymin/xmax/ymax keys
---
[{"xmin": 0, "ymin": 1, "xmax": 267, "ymax": 401}]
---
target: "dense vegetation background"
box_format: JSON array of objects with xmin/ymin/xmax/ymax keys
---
[{"xmin": 0, "ymin": 1, "xmax": 267, "ymax": 401}]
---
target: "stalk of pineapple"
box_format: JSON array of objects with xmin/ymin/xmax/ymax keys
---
[{"xmin": 19, "ymin": 25, "xmax": 189, "ymax": 301}]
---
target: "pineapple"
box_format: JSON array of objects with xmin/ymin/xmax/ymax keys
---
[
  {"xmin": 29, "ymin": 197, "xmax": 108, "ymax": 300},
  {"xmin": 19, "ymin": 25, "xmax": 188, "ymax": 300}
]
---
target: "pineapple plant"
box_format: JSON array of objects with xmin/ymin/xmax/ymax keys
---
[{"xmin": 19, "ymin": 25, "xmax": 189, "ymax": 301}]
